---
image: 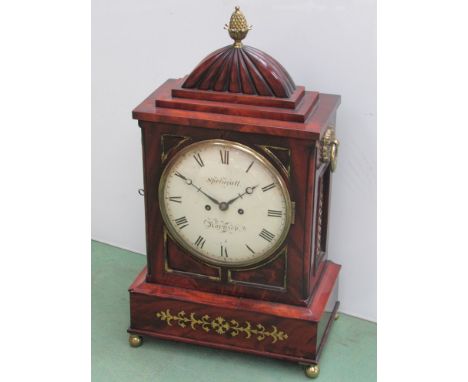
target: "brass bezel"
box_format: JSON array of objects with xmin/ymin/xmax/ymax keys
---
[{"xmin": 158, "ymin": 139, "xmax": 293, "ymax": 268}]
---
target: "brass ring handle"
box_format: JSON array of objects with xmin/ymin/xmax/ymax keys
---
[{"xmin": 320, "ymin": 127, "xmax": 339, "ymax": 172}]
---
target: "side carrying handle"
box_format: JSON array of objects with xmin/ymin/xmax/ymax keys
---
[{"xmin": 320, "ymin": 127, "xmax": 340, "ymax": 172}]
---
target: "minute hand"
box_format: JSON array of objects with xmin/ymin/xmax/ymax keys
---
[
  {"xmin": 175, "ymin": 172, "xmax": 221, "ymax": 205},
  {"xmin": 194, "ymin": 186, "xmax": 221, "ymax": 205}
]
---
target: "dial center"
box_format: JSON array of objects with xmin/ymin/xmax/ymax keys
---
[{"xmin": 219, "ymin": 201, "xmax": 229, "ymax": 211}]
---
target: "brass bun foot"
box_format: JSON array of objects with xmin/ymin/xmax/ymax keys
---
[
  {"xmin": 129, "ymin": 334, "xmax": 143, "ymax": 347},
  {"xmin": 305, "ymin": 364, "xmax": 320, "ymax": 379},
  {"xmin": 334, "ymin": 313, "xmax": 340, "ymax": 321}
]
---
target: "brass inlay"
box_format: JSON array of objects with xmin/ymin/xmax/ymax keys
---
[
  {"xmin": 257, "ymin": 144, "xmax": 291, "ymax": 178},
  {"xmin": 160, "ymin": 134, "xmax": 191, "ymax": 163},
  {"xmin": 155, "ymin": 309, "xmax": 288, "ymax": 343},
  {"xmin": 225, "ymin": 6, "xmax": 252, "ymax": 48}
]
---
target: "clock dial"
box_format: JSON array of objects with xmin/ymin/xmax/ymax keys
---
[{"xmin": 159, "ymin": 139, "xmax": 292, "ymax": 267}]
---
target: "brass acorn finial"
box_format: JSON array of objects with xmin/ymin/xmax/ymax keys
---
[{"xmin": 224, "ymin": 6, "xmax": 252, "ymax": 48}]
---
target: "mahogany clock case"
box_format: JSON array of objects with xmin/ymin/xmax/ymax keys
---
[
  {"xmin": 128, "ymin": 76, "xmax": 341, "ymax": 366},
  {"xmin": 128, "ymin": 6, "xmax": 341, "ymax": 372}
]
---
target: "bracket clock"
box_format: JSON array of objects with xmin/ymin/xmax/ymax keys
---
[{"xmin": 128, "ymin": 7, "xmax": 341, "ymax": 379}]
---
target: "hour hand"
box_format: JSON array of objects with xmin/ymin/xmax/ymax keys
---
[{"xmin": 226, "ymin": 185, "xmax": 258, "ymax": 205}]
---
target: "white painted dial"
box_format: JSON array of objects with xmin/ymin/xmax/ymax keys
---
[{"xmin": 159, "ymin": 139, "xmax": 292, "ymax": 267}]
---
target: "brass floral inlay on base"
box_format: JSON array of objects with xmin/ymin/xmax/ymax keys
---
[{"xmin": 155, "ymin": 309, "xmax": 288, "ymax": 344}]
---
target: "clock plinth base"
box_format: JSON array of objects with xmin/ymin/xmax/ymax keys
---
[{"xmin": 128, "ymin": 261, "xmax": 340, "ymax": 368}]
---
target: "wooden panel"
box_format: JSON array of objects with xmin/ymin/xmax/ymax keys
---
[
  {"xmin": 129, "ymin": 294, "xmax": 316, "ymax": 360},
  {"xmin": 173, "ymin": 83, "xmax": 306, "ymax": 109},
  {"xmin": 128, "ymin": 261, "xmax": 340, "ymax": 364},
  {"xmin": 133, "ymin": 79, "xmax": 341, "ymax": 141},
  {"xmin": 156, "ymin": 91, "xmax": 318, "ymax": 122}
]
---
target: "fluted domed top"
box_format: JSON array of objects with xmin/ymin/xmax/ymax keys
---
[{"xmin": 182, "ymin": 45, "xmax": 296, "ymax": 98}]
